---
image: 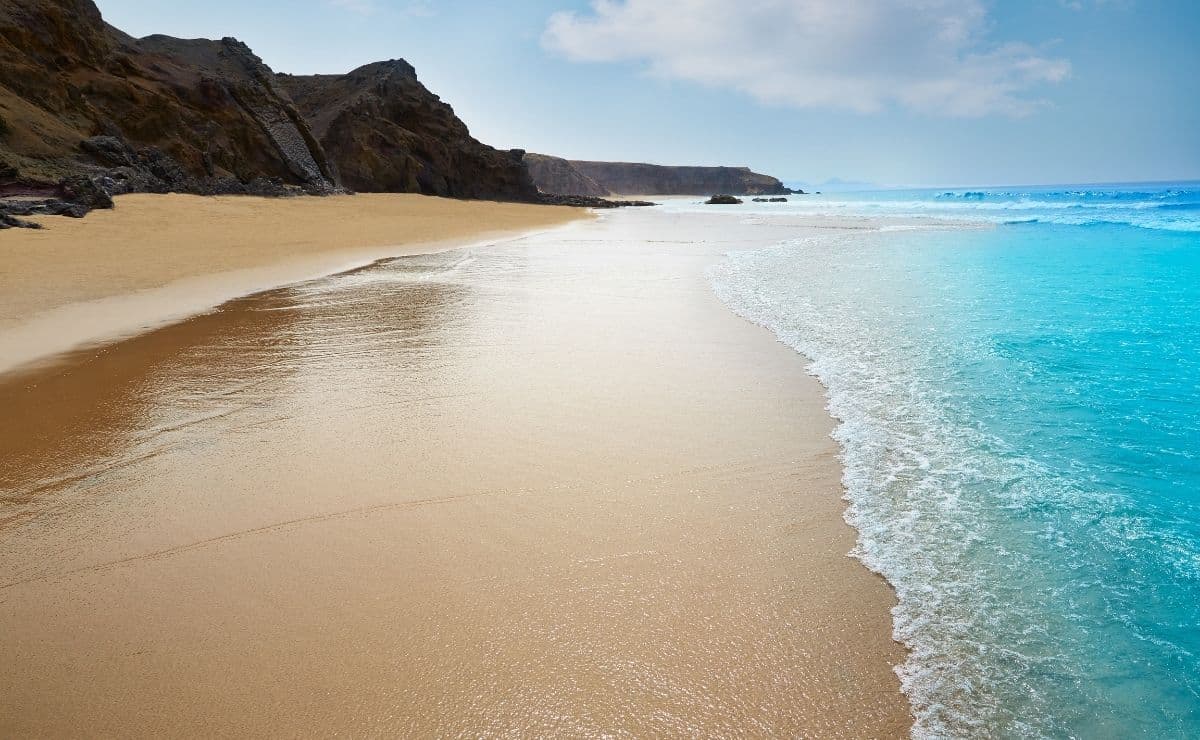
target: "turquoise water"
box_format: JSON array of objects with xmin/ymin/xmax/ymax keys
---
[{"xmin": 706, "ymin": 184, "xmax": 1200, "ymax": 738}]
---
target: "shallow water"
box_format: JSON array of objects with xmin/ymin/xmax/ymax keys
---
[
  {"xmin": 0, "ymin": 213, "xmax": 907, "ymax": 737},
  {"xmin": 706, "ymin": 184, "xmax": 1200, "ymax": 737}
]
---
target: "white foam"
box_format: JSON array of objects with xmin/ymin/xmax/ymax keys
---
[{"xmin": 708, "ymin": 232, "xmax": 1103, "ymax": 737}]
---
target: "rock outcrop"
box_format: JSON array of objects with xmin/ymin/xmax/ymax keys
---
[
  {"xmin": 0, "ymin": 0, "xmax": 342, "ymax": 199},
  {"xmin": 277, "ymin": 61, "xmax": 538, "ymax": 200},
  {"xmin": 0, "ymin": 0, "xmax": 547, "ymax": 216},
  {"xmin": 524, "ymin": 153, "xmax": 611, "ymax": 197},
  {"xmin": 568, "ymin": 161, "xmax": 791, "ymax": 196},
  {"xmin": 705, "ymin": 195, "xmax": 744, "ymax": 205},
  {"xmin": 0, "ymin": 209, "xmax": 40, "ymax": 228},
  {"xmin": 537, "ymin": 193, "xmax": 656, "ymax": 208}
]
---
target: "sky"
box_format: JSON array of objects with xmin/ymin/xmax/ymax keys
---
[{"xmin": 94, "ymin": 0, "xmax": 1200, "ymax": 188}]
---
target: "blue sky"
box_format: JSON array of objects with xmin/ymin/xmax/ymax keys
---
[{"xmin": 95, "ymin": 1, "xmax": 1199, "ymax": 187}]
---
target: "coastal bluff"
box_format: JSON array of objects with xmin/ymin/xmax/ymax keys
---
[
  {"xmin": 524, "ymin": 153, "xmax": 611, "ymax": 198},
  {"xmin": 0, "ymin": 0, "xmax": 539, "ymax": 212},
  {"xmin": 526, "ymin": 153, "xmax": 792, "ymax": 196},
  {"xmin": 278, "ymin": 62, "xmax": 539, "ymax": 201}
]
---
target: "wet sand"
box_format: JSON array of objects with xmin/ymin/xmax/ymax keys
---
[
  {"xmin": 0, "ymin": 206, "xmax": 909, "ymax": 736},
  {"xmin": 0, "ymin": 193, "xmax": 585, "ymax": 375}
]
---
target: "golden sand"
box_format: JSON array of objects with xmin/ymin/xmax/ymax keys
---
[
  {"xmin": 0, "ymin": 193, "xmax": 586, "ymax": 374},
  {"xmin": 0, "ymin": 202, "xmax": 908, "ymax": 736}
]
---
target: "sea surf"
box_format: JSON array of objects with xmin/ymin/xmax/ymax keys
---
[{"xmin": 703, "ymin": 183, "xmax": 1200, "ymax": 738}]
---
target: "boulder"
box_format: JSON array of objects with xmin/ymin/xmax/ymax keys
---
[
  {"xmin": 705, "ymin": 194, "xmax": 743, "ymax": 205},
  {"xmin": 79, "ymin": 136, "xmax": 138, "ymax": 168},
  {"xmin": 58, "ymin": 175, "xmax": 114, "ymax": 210},
  {"xmin": 0, "ymin": 212, "xmax": 41, "ymax": 229}
]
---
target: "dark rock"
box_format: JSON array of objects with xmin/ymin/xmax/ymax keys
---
[
  {"xmin": 705, "ymin": 195, "xmax": 743, "ymax": 205},
  {"xmin": 137, "ymin": 147, "xmax": 193, "ymax": 190},
  {"xmin": 0, "ymin": 1, "xmax": 342, "ymax": 198},
  {"xmin": 277, "ymin": 61, "xmax": 540, "ymax": 200},
  {"xmin": 538, "ymin": 194, "xmax": 657, "ymax": 208},
  {"xmin": 3, "ymin": 197, "xmax": 89, "ymax": 218},
  {"xmin": 1, "ymin": 212, "xmax": 42, "ymax": 229},
  {"xmin": 245, "ymin": 176, "xmax": 304, "ymax": 197},
  {"xmin": 0, "ymin": 173, "xmax": 114, "ymax": 224},
  {"xmin": 58, "ymin": 174, "xmax": 114, "ymax": 210},
  {"xmin": 80, "ymin": 135, "xmax": 137, "ymax": 168},
  {"xmin": 42, "ymin": 200, "xmax": 91, "ymax": 217}
]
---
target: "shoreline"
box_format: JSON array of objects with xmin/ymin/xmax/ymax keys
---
[
  {"xmin": 0, "ymin": 202, "xmax": 910, "ymax": 736},
  {"xmin": 0, "ymin": 192, "xmax": 590, "ymax": 377}
]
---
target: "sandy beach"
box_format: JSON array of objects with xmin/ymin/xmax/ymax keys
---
[
  {"xmin": 0, "ymin": 198, "xmax": 909, "ymax": 736},
  {"xmin": 0, "ymin": 193, "xmax": 586, "ymax": 375}
]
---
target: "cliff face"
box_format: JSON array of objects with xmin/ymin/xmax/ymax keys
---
[
  {"xmin": 524, "ymin": 153, "xmax": 610, "ymax": 197},
  {"xmin": 0, "ymin": 0, "xmax": 338, "ymax": 194},
  {"xmin": 278, "ymin": 62, "xmax": 538, "ymax": 200},
  {"xmin": 567, "ymin": 161, "xmax": 790, "ymax": 196},
  {"xmin": 0, "ymin": 0, "xmax": 539, "ymax": 206}
]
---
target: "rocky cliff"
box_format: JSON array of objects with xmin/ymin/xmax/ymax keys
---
[
  {"xmin": 564, "ymin": 160, "xmax": 791, "ymax": 196},
  {"xmin": 0, "ymin": 0, "xmax": 341, "ymax": 197},
  {"xmin": 523, "ymin": 153, "xmax": 610, "ymax": 197},
  {"xmin": 278, "ymin": 62, "xmax": 538, "ymax": 200},
  {"xmin": 0, "ymin": 0, "xmax": 542, "ymax": 221}
]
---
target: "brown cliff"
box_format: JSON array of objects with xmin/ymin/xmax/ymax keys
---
[
  {"xmin": 277, "ymin": 62, "xmax": 538, "ymax": 201},
  {"xmin": 0, "ymin": 0, "xmax": 338, "ymax": 196},
  {"xmin": 566, "ymin": 160, "xmax": 790, "ymax": 196},
  {"xmin": 524, "ymin": 153, "xmax": 610, "ymax": 197},
  {"xmin": 0, "ymin": 0, "xmax": 542, "ymax": 221}
]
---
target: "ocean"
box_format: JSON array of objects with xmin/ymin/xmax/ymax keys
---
[{"xmin": 702, "ymin": 184, "xmax": 1200, "ymax": 737}]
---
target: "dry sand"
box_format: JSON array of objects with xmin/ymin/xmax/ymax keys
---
[
  {"xmin": 0, "ymin": 199, "xmax": 909, "ymax": 736},
  {"xmin": 0, "ymin": 193, "xmax": 585, "ymax": 374}
]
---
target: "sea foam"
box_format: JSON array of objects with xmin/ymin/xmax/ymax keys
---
[{"xmin": 707, "ymin": 190, "xmax": 1200, "ymax": 737}]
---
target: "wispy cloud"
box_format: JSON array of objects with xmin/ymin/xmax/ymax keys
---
[{"xmin": 543, "ymin": 0, "xmax": 1071, "ymax": 117}]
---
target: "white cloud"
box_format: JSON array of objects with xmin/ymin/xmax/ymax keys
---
[{"xmin": 543, "ymin": 0, "xmax": 1071, "ymax": 117}]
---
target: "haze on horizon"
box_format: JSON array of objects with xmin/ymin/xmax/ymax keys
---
[{"xmin": 95, "ymin": 0, "xmax": 1200, "ymax": 188}]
